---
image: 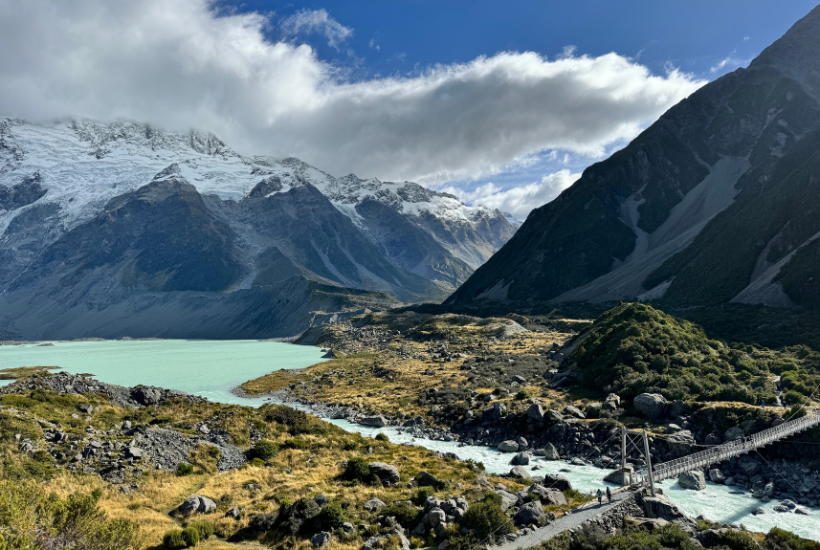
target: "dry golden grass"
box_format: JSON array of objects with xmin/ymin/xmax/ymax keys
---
[{"xmin": 0, "ymin": 365, "xmax": 61, "ymax": 379}]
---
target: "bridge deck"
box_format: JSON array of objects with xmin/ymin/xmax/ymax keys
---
[{"xmin": 648, "ymin": 410, "xmax": 820, "ymax": 483}]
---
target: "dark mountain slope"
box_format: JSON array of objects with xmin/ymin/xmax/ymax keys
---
[{"xmin": 447, "ymin": 5, "xmax": 820, "ymax": 309}]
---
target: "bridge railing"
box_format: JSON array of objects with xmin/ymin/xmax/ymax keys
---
[{"xmin": 648, "ymin": 409, "xmax": 820, "ymax": 482}]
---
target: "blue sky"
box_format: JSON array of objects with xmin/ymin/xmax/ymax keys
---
[
  {"xmin": 220, "ymin": 0, "xmax": 819, "ymax": 217},
  {"xmin": 2, "ymin": 0, "xmax": 818, "ymax": 218}
]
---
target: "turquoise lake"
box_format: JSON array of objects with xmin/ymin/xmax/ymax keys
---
[
  {"xmin": 0, "ymin": 339, "xmax": 326, "ymax": 403},
  {"xmin": 1, "ymin": 339, "xmax": 818, "ymax": 541}
]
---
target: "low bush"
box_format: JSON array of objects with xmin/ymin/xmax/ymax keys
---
[
  {"xmin": 163, "ymin": 529, "xmax": 186, "ymax": 549},
  {"xmin": 462, "ymin": 501, "xmax": 513, "ymax": 541},
  {"xmin": 248, "ymin": 440, "xmax": 279, "ymax": 461},
  {"xmin": 414, "ymin": 486, "xmax": 435, "ymax": 505},
  {"xmin": 375, "ymin": 433, "xmax": 389, "ymax": 442},
  {"xmin": 188, "ymin": 519, "xmax": 214, "ymax": 540},
  {"xmin": 181, "ymin": 526, "xmax": 199, "ymax": 547},
  {"xmin": 380, "ymin": 501, "xmax": 420, "ymax": 529},
  {"xmin": 318, "ymin": 501, "xmax": 347, "ymax": 530},
  {"xmin": 176, "ymin": 463, "xmax": 194, "ymax": 476}
]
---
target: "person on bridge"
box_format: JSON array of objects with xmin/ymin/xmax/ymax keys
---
[
  {"xmin": 606, "ymin": 487, "xmax": 612, "ymax": 502},
  {"xmin": 596, "ymin": 489, "xmax": 603, "ymax": 505}
]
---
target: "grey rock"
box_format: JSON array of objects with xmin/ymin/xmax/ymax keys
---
[
  {"xmin": 311, "ymin": 532, "xmax": 332, "ymax": 548},
  {"xmin": 724, "ymin": 427, "xmax": 745, "ymax": 442},
  {"xmin": 633, "ymin": 393, "xmax": 669, "ymax": 419},
  {"xmin": 498, "ymin": 440, "xmax": 519, "ymax": 452},
  {"xmin": 511, "ymin": 452, "xmax": 530, "ymax": 466},
  {"xmin": 426, "ymin": 508, "xmax": 446, "ymax": 528},
  {"xmin": 563, "ymin": 405, "xmax": 585, "ymax": 419},
  {"xmin": 527, "ymin": 484, "xmax": 566, "ymax": 506},
  {"xmin": 416, "ymin": 471, "xmax": 441, "ymax": 488},
  {"xmin": 678, "ymin": 470, "xmax": 707, "ymax": 491},
  {"xmin": 709, "ymin": 469, "xmax": 725, "ymax": 484},
  {"xmin": 368, "ymin": 462, "xmax": 401, "ymax": 486},
  {"xmin": 364, "ymin": 498, "xmax": 386, "ymax": 512},
  {"xmin": 226, "ymin": 506, "xmax": 241, "ymax": 519},
  {"xmin": 513, "ymin": 501, "xmax": 544, "ymax": 526},
  {"xmin": 176, "ymin": 495, "xmax": 217, "ymax": 516},
  {"xmin": 510, "ymin": 465, "xmax": 530, "ymax": 479},
  {"xmin": 527, "ymin": 403, "xmax": 545, "ymax": 421},
  {"xmin": 360, "ymin": 416, "xmax": 386, "ymax": 428}
]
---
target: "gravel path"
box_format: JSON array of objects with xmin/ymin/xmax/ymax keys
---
[{"xmin": 490, "ymin": 491, "xmax": 637, "ymax": 550}]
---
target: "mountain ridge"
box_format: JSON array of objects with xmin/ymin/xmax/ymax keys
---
[{"xmin": 447, "ymin": 4, "xmax": 820, "ymax": 311}]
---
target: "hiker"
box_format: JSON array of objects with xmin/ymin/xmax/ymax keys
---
[
  {"xmin": 596, "ymin": 488, "xmax": 603, "ymax": 505},
  {"xmin": 761, "ymin": 399, "xmax": 766, "ymax": 408},
  {"xmin": 606, "ymin": 486, "xmax": 612, "ymax": 502}
]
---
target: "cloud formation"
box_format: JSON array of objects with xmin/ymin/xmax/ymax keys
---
[
  {"xmin": 443, "ymin": 170, "xmax": 580, "ymax": 220},
  {"xmin": 0, "ymin": 0, "xmax": 706, "ymax": 186},
  {"xmin": 280, "ymin": 9, "xmax": 352, "ymax": 50}
]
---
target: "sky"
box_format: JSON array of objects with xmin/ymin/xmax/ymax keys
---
[{"xmin": 0, "ymin": 1, "xmax": 818, "ymax": 220}]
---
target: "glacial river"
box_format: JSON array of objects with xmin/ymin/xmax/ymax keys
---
[{"xmin": 0, "ymin": 340, "xmax": 818, "ymax": 541}]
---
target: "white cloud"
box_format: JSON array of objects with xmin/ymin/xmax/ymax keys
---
[
  {"xmin": 442, "ymin": 169, "xmax": 580, "ymax": 219},
  {"xmin": 0, "ymin": 0, "xmax": 706, "ymax": 186},
  {"xmin": 710, "ymin": 49, "xmax": 752, "ymax": 74},
  {"xmin": 280, "ymin": 8, "xmax": 352, "ymax": 50}
]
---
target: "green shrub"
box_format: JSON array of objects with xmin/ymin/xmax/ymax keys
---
[
  {"xmin": 414, "ymin": 486, "xmax": 436, "ymax": 505},
  {"xmin": 784, "ymin": 390, "xmax": 807, "ymax": 405},
  {"xmin": 188, "ymin": 520, "xmax": 214, "ymax": 540},
  {"xmin": 515, "ymin": 390, "xmax": 532, "ymax": 400},
  {"xmin": 462, "ymin": 501, "xmax": 513, "ymax": 541},
  {"xmin": 275, "ymin": 497, "xmax": 322, "ymax": 536},
  {"xmin": 380, "ymin": 502, "xmax": 420, "ymax": 529},
  {"xmin": 248, "ymin": 440, "xmax": 279, "ymax": 461},
  {"xmin": 446, "ymin": 533, "xmax": 479, "ymax": 550},
  {"xmin": 375, "ymin": 433, "xmax": 389, "ymax": 442},
  {"xmin": 318, "ymin": 501, "xmax": 347, "ymax": 530},
  {"xmin": 343, "ymin": 458, "xmax": 371, "ymax": 482},
  {"xmin": 163, "ymin": 529, "xmax": 187, "ymax": 549},
  {"xmin": 283, "ymin": 437, "xmax": 309, "ymax": 450},
  {"xmin": 718, "ymin": 530, "xmax": 758, "ymax": 550},
  {"xmin": 181, "ymin": 526, "xmax": 200, "ymax": 547},
  {"xmin": 176, "ymin": 463, "xmax": 194, "ymax": 476},
  {"xmin": 766, "ymin": 527, "xmax": 820, "ymax": 550}
]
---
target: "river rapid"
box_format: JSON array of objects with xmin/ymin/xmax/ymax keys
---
[{"xmin": 1, "ymin": 340, "xmax": 818, "ymax": 541}]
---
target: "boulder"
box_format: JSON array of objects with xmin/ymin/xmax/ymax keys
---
[
  {"xmin": 709, "ymin": 469, "xmax": 725, "ymax": 484},
  {"xmin": 364, "ymin": 498, "xmax": 386, "ymax": 512},
  {"xmin": 563, "ymin": 406, "xmax": 586, "ymax": 419},
  {"xmin": 495, "ymin": 490, "xmax": 518, "ymax": 512},
  {"xmin": 511, "ymin": 453, "xmax": 530, "ymax": 466},
  {"xmin": 678, "ymin": 471, "xmax": 707, "ymax": 491},
  {"xmin": 226, "ymin": 507, "xmax": 241, "ymax": 519},
  {"xmin": 78, "ymin": 404, "xmax": 93, "ymax": 414},
  {"xmin": 546, "ymin": 410, "xmax": 564, "ymax": 423},
  {"xmin": 360, "ymin": 416, "xmax": 386, "ymax": 428},
  {"xmin": 602, "ymin": 393, "xmax": 621, "ymax": 413},
  {"xmin": 527, "ymin": 403, "xmax": 545, "ymax": 421},
  {"xmin": 541, "ymin": 474, "xmax": 572, "ymax": 491},
  {"xmin": 633, "ymin": 393, "xmax": 669, "ymax": 419},
  {"xmin": 704, "ymin": 432, "xmax": 722, "ymax": 446},
  {"xmin": 176, "ymin": 495, "xmax": 217, "ymax": 516},
  {"xmin": 585, "ymin": 402, "xmax": 602, "ymax": 418},
  {"xmin": 426, "ymin": 508, "xmax": 446, "ymax": 528},
  {"xmin": 667, "ymin": 430, "xmax": 696, "ymax": 454},
  {"xmin": 638, "ymin": 493, "xmax": 697, "ymax": 530},
  {"xmin": 512, "ymin": 375, "xmax": 527, "ymax": 385},
  {"xmin": 527, "ymin": 484, "xmax": 566, "ymax": 506},
  {"xmin": 724, "ymin": 427, "xmax": 745, "ymax": 442},
  {"xmin": 513, "ymin": 501, "xmax": 544, "ymax": 526},
  {"xmin": 311, "ymin": 532, "xmax": 332, "ymax": 548},
  {"xmin": 510, "ymin": 466, "xmax": 530, "ymax": 479},
  {"xmin": 416, "ymin": 471, "xmax": 441, "ymax": 488},
  {"xmin": 542, "ymin": 443, "xmax": 560, "ymax": 461},
  {"xmin": 498, "ymin": 440, "xmax": 519, "ymax": 452},
  {"xmin": 368, "ymin": 462, "xmax": 400, "ymax": 486},
  {"xmin": 492, "ymin": 402, "xmax": 507, "ymax": 419}
]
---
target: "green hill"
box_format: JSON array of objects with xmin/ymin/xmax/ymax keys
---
[{"xmin": 567, "ymin": 303, "xmax": 820, "ymax": 405}]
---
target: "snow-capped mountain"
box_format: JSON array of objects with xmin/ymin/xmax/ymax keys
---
[{"xmin": 0, "ymin": 118, "xmax": 516, "ymax": 339}]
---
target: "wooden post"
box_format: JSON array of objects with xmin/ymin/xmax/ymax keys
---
[{"xmin": 643, "ymin": 430, "xmax": 656, "ymax": 497}]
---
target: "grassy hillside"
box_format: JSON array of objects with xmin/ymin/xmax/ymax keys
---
[{"xmin": 568, "ymin": 303, "xmax": 820, "ymax": 405}]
